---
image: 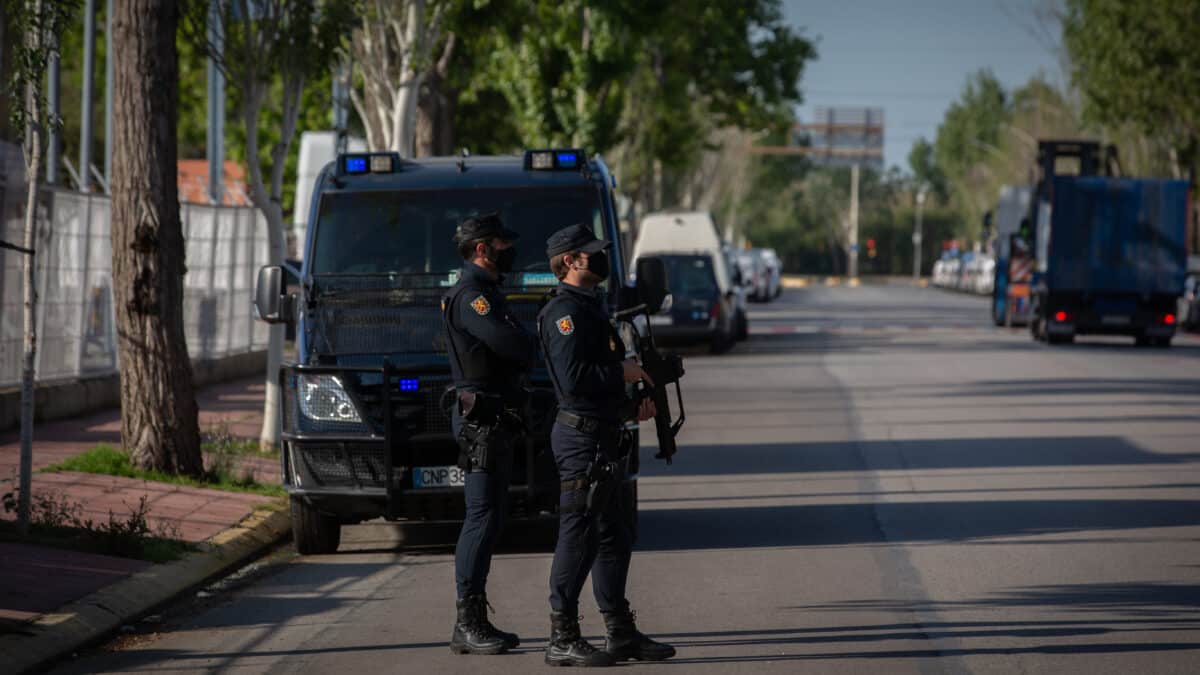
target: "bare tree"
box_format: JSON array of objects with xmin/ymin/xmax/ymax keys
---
[
  {"xmin": 2, "ymin": 0, "xmax": 78, "ymax": 531},
  {"xmin": 110, "ymin": 0, "xmax": 203, "ymax": 475},
  {"xmin": 183, "ymin": 0, "xmax": 354, "ymax": 449},
  {"xmin": 348, "ymin": 0, "xmax": 448, "ymax": 156}
]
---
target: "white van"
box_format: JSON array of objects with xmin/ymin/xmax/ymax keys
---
[
  {"xmin": 632, "ymin": 211, "xmax": 746, "ymax": 351},
  {"xmin": 293, "ymin": 131, "xmax": 367, "ymax": 249}
]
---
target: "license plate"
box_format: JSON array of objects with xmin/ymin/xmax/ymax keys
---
[
  {"xmin": 1101, "ymin": 315, "xmax": 1130, "ymax": 326},
  {"xmin": 413, "ymin": 465, "xmax": 466, "ymax": 488},
  {"xmin": 649, "ymin": 315, "xmax": 674, "ymax": 326}
]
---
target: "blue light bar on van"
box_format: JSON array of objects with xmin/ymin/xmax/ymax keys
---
[
  {"xmin": 399, "ymin": 378, "xmax": 419, "ymax": 392},
  {"xmin": 339, "ymin": 152, "xmax": 401, "ymax": 176},
  {"xmin": 524, "ymin": 148, "xmax": 587, "ymax": 171}
]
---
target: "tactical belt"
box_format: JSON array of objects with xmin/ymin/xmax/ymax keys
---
[
  {"xmin": 561, "ymin": 477, "xmax": 590, "ymax": 492},
  {"xmin": 556, "ymin": 410, "xmax": 618, "ymax": 434}
]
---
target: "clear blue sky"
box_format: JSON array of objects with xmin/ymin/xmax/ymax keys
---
[{"xmin": 782, "ymin": 0, "xmax": 1062, "ymax": 172}]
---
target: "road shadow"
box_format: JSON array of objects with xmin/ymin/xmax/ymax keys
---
[
  {"xmin": 641, "ymin": 436, "xmax": 1198, "ymax": 478},
  {"xmin": 939, "ymin": 377, "xmax": 1200, "ymax": 398},
  {"xmin": 636, "ymin": 498, "xmax": 1200, "ymax": 551}
]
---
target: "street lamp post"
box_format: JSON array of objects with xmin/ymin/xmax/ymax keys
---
[{"xmin": 912, "ymin": 186, "xmax": 928, "ymax": 280}]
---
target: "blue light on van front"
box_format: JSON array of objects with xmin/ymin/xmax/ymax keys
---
[
  {"xmin": 556, "ymin": 152, "xmax": 578, "ymax": 168},
  {"xmin": 399, "ymin": 378, "xmax": 419, "ymax": 392},
  {"xmin": 345, "ymin": 156, "xmax": 368, "ymax": 174}
]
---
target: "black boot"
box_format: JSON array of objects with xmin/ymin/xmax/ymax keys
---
[
  {"xmin": 449, "ymin": 595, "xmax": 508, "ymax": 655},
  {"xmin": 545, "ymin": 611, "xmax": 616, "ymax": 667},
  {"xmin": 480, "ymin": 593, "xmax": 520, "ymax": 649},
  {"xmin": 602, "ymin": 608, "xmax": 676, "ymax": 661}
]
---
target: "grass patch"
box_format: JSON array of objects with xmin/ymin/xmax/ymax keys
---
[
  {"xmin": 201, "ymin": 422, "xmax": 277, "ymax": 457},
  {"xmin": 45, "ymin": 444, "xmax": 284, "ymax": 498},
  {"xmin": 1, "ymin": 487, "xmax": 194, "ymax": 563}
]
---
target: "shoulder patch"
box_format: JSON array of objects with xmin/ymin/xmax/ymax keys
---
[
  {"xmin": 556, "ymin": 315, "xmax": 575, "ymax": 336},
  {"xmin": 470, "ymin": 295, "xmax": 491, "ymax": 316}
]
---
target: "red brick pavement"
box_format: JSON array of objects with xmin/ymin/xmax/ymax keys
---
[{"xmin": 0, "ymin": 376, "xmax": 284, "ymax": 628}]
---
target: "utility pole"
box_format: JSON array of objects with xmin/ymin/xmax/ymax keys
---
[
  {"xmin": 79, "ymin": 0, "xmax": 95, "ymax": 192},
  {"xmin": 205, "ymin": 0, "xmax": 224, "ymax": 204},
  {"xmin": 847, "ymin": 163, "xmax": 860, "ymax": 279},
  {"xmin": 913, "ymin": 185, "xmax": 928, "ymax": 280},
  {"xmin": 103, "ymin": 0, "xmax": 112, "ymax": 192},
  {"xmin": 46, "ymin": 52, "xmax": 59, "ymax": 184}
]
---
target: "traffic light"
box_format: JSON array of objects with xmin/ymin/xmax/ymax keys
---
[{"xmin": 867, "ymin": 238, "xmax": 877, "ymax": 259}]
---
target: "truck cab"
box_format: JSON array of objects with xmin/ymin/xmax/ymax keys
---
[{"xmin": 254, "ymin": 149, "xmax": 646, "ymax": 553}]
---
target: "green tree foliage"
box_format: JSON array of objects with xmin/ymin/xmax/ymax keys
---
[
  {"xmin": 457, "ymin": 1, "xmax": 812, "ymax": 177},
  {"xmin": 906, "ymin": 137, "xmax": 946, "ymax": 202},
  {"xmin": 1062, "ymin": 0, "xmax": 1200, "ymax": 174}
]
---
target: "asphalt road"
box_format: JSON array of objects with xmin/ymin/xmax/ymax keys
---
[{"xmin": 57, "ymin": 280, "xmax": 1200, "ymax": 674}]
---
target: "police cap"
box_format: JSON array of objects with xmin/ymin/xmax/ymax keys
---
[
  {"xmin": 453, "ymin": 212, "xmax": 520, "ymax": 244},
  {"xmin": 546, "ymin": 223, "xmax": 611, "ymax": 258}
]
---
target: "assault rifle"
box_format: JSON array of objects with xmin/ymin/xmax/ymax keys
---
[{"xmin": 616, "ymin": 257, "xmax": 686, "ymax": 464}]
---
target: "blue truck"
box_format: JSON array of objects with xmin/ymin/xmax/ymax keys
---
[{"xmin": 1026, "ymin": 141, "xmax": 1189, "ymax": 346}]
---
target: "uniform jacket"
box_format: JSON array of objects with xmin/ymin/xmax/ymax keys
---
[
  {"xmin": 442, "ymin": 263, "xmax": 536, "ymax": 397},
  {"xmin": 538, "ymin": 282, "xmax": 628, "ymax": 422}
]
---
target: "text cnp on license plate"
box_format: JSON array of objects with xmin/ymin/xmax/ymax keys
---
[{"xmin": 413, "ymin": 465, "xmax": 466, "ymax": 488}]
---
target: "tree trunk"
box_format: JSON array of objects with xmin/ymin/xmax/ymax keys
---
[
  {"xmin": 110, "ymin": 0, "xmax": 202, "ymax": 476},
  {"xmin": 16, "ymin": 0, "xmax": 45, "ymax": 535},
  {"xmin": 416, "ymin": 75, "xmax": 456, "ymax": 157}
]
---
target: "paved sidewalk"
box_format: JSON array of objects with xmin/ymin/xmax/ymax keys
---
[{"xmin": 0, "ymin": 376, "xmax": 285, "ymax": 640}]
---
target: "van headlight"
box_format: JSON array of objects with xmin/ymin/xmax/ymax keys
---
[{"xmin": 298, "ymin": 375, "xmax": 362, "ymax": 423}]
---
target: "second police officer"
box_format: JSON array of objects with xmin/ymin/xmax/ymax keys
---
[
  {"xmin": 537, "ymin": 223, "xmax": 677, "ymax": 667},
  {"xmin": 441, "ymin": 213, "xmax": 535, "ymax": 655}
]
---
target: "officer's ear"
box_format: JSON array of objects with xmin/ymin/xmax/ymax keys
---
[{"xmin": 473, "ymin": 240, "xmax": 491, "ymax": 260}]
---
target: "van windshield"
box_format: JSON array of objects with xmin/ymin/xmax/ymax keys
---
[
  {"xmin": 661, "ymin": 255, "xmax": 717, "ymax": 296},
  {"xmin": 311, "ymin": 187, "xmax": 602, "ymax": 285}
]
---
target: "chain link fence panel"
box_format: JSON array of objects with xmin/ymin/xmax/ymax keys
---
[{"xmin": 0, "ymin": 187, "xmax": 270, "ymax": 388}]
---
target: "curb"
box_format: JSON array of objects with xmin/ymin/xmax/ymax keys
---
[{"xmin": 0, "ymin": 503, "xmax": 290, "ymax": 674}]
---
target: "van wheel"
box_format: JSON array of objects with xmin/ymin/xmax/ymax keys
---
[{"xmin": 291, "ymin": 497, "xmax": 341, "ymax": 555}]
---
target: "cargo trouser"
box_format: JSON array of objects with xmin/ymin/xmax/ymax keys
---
[
  {"xmin": 454, "ymin": 414, "xmax": 514, "ymax": 599},
  {"xmin": 547, "ymin": 421, "xmax": 633, "ymax": 615}
]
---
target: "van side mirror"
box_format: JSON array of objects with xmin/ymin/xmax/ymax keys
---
[
  {"xmin": 635, "ymin": 256, "xmax": 670, "ymax": 314},
  {"xmin": 254, "ymin": 265, "xmax": 294, "ymax": 324}
]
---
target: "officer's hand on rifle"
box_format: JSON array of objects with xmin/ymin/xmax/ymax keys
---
[
  {"xmin": 622, "ymin": 358, "xmax": 654, "ymax": 386},
  {"xmin": 636, "ymin": 397, "xmax": 656, "ymax": 422}
]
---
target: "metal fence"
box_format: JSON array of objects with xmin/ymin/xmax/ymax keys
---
[{"xmin": 0, "ymin": 187, "xmax": 269, "ymax": 388}]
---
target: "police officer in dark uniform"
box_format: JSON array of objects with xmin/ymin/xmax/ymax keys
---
[
  {"xmin": 442, "ymin": 213, "xmax": 535, "ymax": 655},
  {"xmin": 537, "ymin": 223, "xmax": 677, "ymax": 667}
]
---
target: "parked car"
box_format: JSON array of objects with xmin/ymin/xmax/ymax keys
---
[
  {"xmin": 757, "ymin": 248, "xmax": 783, "ymax": 299},
  {"xmin": 735, "ymin": 249, "xmax": 769, "ymax": 301},
  {"xmin": 645, "ymin": 253, "xmax": 737, "ymax": 351},
  {"xmin": 723, "ymin": 244, "xmax": 751, "ymax": 340}
]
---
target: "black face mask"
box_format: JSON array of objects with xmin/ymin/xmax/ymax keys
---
[
  {"xmin": 586, "ymin": 251, "xmax": 610, "ymax": 281},
  {"xmin": 492, "ymin": 246, "xmax": 517, "ymax": 274}
]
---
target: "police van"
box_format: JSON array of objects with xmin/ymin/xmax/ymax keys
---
[{"xmin": 254, "ymin": 149, "xmax": 669, "ymax": 554}]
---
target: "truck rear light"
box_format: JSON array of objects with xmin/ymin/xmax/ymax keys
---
[
  {"xmin": 711, "ymin": 301, "xmax": 721, "ymax": 320},
  {"xmin": 1054, "ymin": 311, "xmax": 1069, "ymax": 322},
  {"xmin": 1164, "ymin": 313, "xmax": 1176, "ymax": 325}
]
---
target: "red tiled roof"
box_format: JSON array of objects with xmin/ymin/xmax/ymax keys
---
[{"xmin": 177, "ymin": 160, "xmax": 251, "ymax": 206}]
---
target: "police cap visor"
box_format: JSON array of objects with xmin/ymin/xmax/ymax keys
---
[{"xmin": 546, "ymin": 223, "xmax": 611, "ymax": 257}]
